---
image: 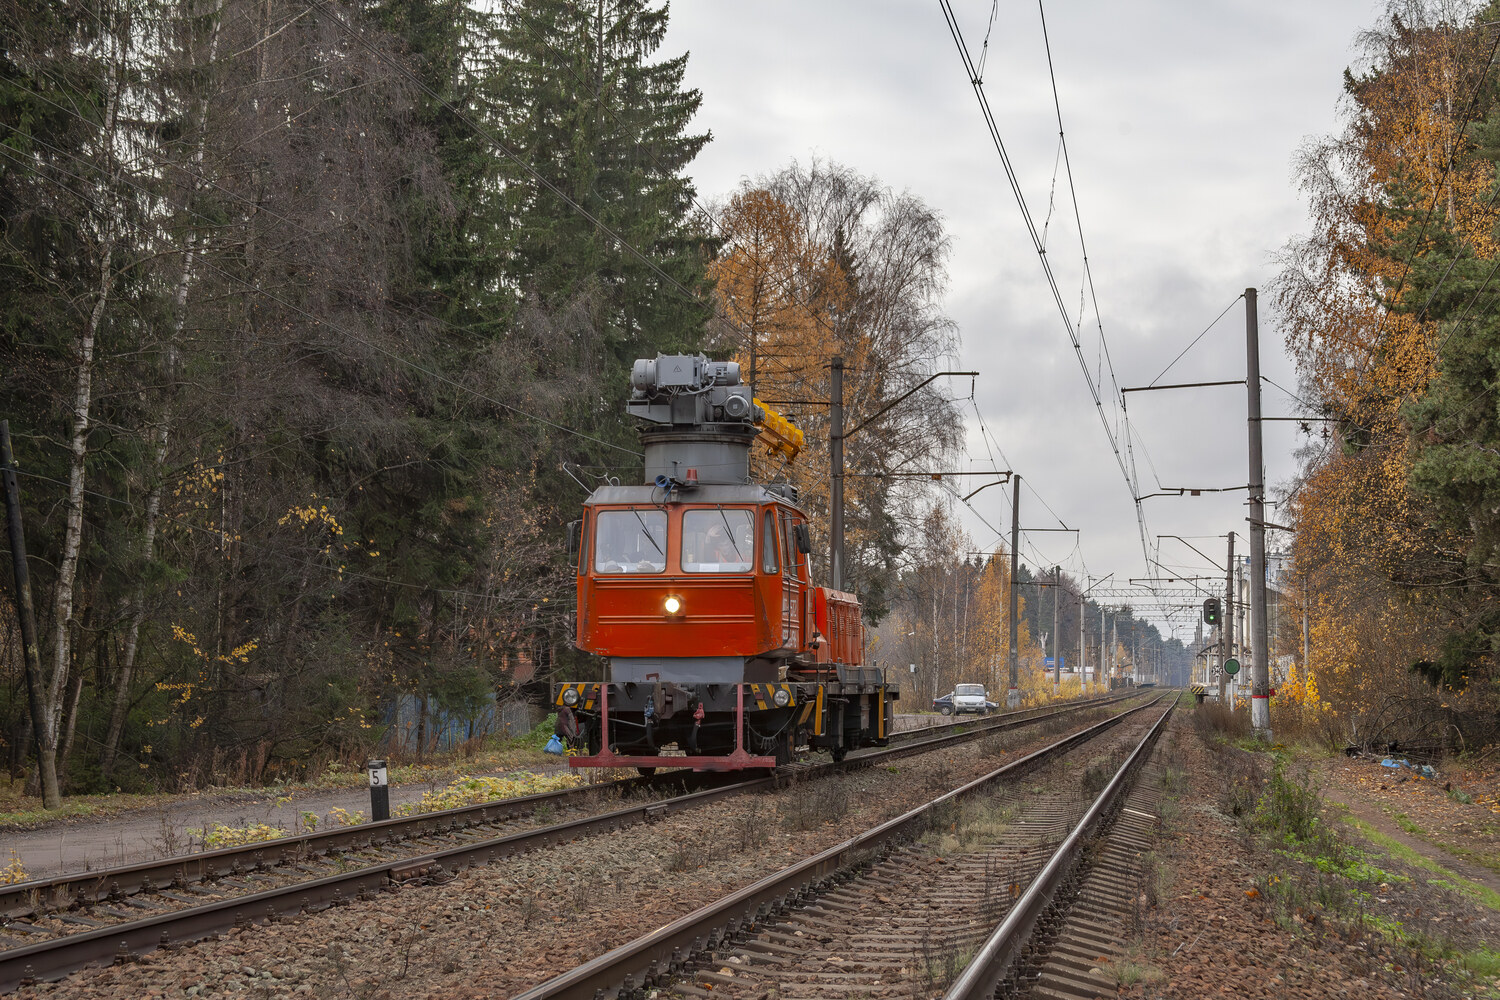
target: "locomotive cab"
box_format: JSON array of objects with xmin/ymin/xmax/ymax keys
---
[
  {"xmin": 555, "ymin": 355, "xmax": 896, "ymax": 771},
  {"xmin": 578, "ymin": 496, "xmax": 812, "ymax": 669}
]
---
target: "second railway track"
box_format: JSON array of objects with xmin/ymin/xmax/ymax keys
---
[{"xmin": 0, "ymin": 691, "xmax": 1147, "ymax": 994}]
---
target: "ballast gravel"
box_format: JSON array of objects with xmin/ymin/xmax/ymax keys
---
[{"xmin": 14, "ymin": 706, "xmax": 1127, "ymax": 999}]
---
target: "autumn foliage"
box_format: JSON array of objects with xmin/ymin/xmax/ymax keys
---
[
  {"xmin": 707, "ymin": 161, "xmax": 964, "ymax": 614},
  {"xmin": 1275, "ymin": 0, "xmax": 1500, "ymax": 744}
]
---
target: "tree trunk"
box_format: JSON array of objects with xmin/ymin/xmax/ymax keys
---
[
  {"xmin": 3, "ymin": 421, "xmax": 61, "ymax": 806},
  {"xmin": 416, "ymin": 693, "xmax": 429, "ymax": 759},
  {"xmin": 45, "ymin": 19, "xmax": 128, "ymax": 804},
  {"xmin": 8, "ymin": 711, "xmax": 29, "ymax": 782},
  {"xmin": 48, "ymin": 231, "xmax": 112, "ymax": 742},
  {"xmin": 101, "ymin": 420, "xmax": 168, "ymax": 776},
  {"xmin": 101, "ymin": 0, "xmax": 226, "ymax": 775},
  {"xmin": 57, "ymin": 663, "xmax": 85, "ymax": 779}
]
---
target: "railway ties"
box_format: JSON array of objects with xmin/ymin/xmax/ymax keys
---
[
  {"xmin": 512, "ymin": 695, "xmax": 1169, "ymax": 1000},
  {"xmin": 1021, "ymin": 762, "xmax": 1163, "ymax": 1000},
  {"xmin": 669, "ymin": 741, "xmax": 1146, "ymax": 999}
]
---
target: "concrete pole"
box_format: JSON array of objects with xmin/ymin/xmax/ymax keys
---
[
  {"xmin": 830, "ymin": 355, "xmax": 844, "ymax": 593},
  {"xmin": 1132, "ymin": 623, "xmax": 1139, "ymax": 685},
  {"xmin": 1220, "ymin": 531, "xmax": 1234, "ymax": 704},
  {"xmin": 1097, "ymin": 604, "xmax": 1105, "ymax": 691},
  {"xmin": 1109, "ymin": 612, "xmax": 1117, "ymax": 689},
  {"xmin": 1237, "ymin": 559, "xmax": 1246, "ymax": 705},
  {"xmin": 1007, "ymin": 475, "xmax": 1021, "ymax": 708},
  {"xmin": 1077, "ymin": 587, "xmax": 1085, "ymax": 695},
  {"xmin": 1246, "ymin": 288, "xmax": 1271, "ymax": 735},
  {"xmin": 1302, "ymin": 572, "xmax": 1311, "ymax": 684},
  {"xmin": 1052, "ymin": 566, "xmax": 1061, "ymax": 696}
]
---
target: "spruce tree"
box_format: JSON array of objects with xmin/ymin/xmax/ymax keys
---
[{"xmin": 491, "ymin": 0, "xmax": 713, "ymax": 397}]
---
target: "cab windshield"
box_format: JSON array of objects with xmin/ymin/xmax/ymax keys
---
[
  {"xmin": 955, "ymin": 684, "xmax": 986, "ymax": 697},
  {"xmin": 682, "ymin": 509, "xmax": 754, "ymax": 573},
  {"xmin": 594, "ymin": 509, "xmax": 667, "ymax": 574}
]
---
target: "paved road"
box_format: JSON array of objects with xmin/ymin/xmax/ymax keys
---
[{"xmin": 3, "ymin": 765, "xmax": 554, "ymax": 881}]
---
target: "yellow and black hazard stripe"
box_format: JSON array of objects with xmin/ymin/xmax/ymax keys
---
[
  {"xmin": 746, "ymin": 683, "xmax": 795, "ymax": 711},
  {"xmin": 1189, "ymin": 684, "xmax": 1206, "ymax": 695},
  {"xmin": 554, "ymin": 682, "xmax": 601, "ymax": 711}
]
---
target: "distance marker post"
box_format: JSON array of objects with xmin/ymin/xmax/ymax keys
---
[{"xmin": 366, "ymin": 758, "xmax": 389, "ymax": 821}]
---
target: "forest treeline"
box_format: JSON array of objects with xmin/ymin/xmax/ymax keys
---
[
  {"xmin": 1273, "ymin": 0, "xmax": 1500, "ymax": 746},
  {"xmin": 872, "ymin": 505, "xmax": 1188, "ymax": 707},
  {"xmin": 0, "ymin": 0, "xmax": 979, "ymax": 802}
]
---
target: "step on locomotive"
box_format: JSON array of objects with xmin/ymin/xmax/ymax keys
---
[{"xmin": 553, "ymin": 354, "xmax": 898, "ymax": 771}]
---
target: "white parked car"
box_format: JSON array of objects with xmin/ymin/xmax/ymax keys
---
[{"xmin": 946, "ymin": 683, "xmax": 993, "ymax": 716}]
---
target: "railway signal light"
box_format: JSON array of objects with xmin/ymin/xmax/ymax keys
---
[{"xmin": 1203, "ymin": 598, "xmax": 1221, "ymax": 625}]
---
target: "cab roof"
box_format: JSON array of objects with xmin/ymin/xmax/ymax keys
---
[{"xmin": 585, "ymin": 484, "xmax": 804, "ymax": 511}]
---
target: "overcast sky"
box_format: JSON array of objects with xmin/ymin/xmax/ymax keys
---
[{"xmin": 663, "ymin": 0, "xmax": 1384, "ymax": 640}]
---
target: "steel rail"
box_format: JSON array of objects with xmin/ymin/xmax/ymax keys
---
[
  {"xmin": 508, "ymin": 696, "xmax": 1165, "ymax": 1000},
  {"xmin": 0, "ymin": 692, "xmax": 1147, "ymax": 993},
  {"xmin": 0, "ymin": 775, "xmax": 760, "ymax": 993},
  {"xmin": 856, "ymin": 691, "xmax": 1140, "ymax": 769},
  {"xmin": 0, "ymin": 772, "xmax": 669, "ymax": 922},
  {"xmin": 0, "ymin": 690, "xmax": 1135, "ymax": 924},
  {"xmin": 944, "ymin": 698, "xmax": 1176, "ymax": 999}
]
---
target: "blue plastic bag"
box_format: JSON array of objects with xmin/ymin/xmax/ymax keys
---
[{"xmin": 544, "ymin": 733, "xmax": 565, "ymax": 755}]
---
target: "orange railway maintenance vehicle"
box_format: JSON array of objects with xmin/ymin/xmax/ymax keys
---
[{"xmin": 553, "ymin": 354, "xmax": 897, "ymax": 771}]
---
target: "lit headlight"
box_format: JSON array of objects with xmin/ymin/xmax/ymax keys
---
[
  {"xmin": 561, "ymin": 687, "xmax": 580, "ymax": 706},
  {"xmin": 664, "ymin": 596, "xmax": 682, "ymax": 615},
  {"xmin": 772, "ymin": 688, "xmax": 791, "ymax": 708}
]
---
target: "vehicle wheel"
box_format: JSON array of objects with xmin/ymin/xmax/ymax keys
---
[
  {"xmin": 832, "ymin": 745, "xmax": 847, "ymax": 763},
  {"xmin": 940, "ymin": 706, "xmax": 953, "ymax": 716}
]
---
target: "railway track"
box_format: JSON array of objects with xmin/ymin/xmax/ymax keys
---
[
  {"xmin": 1019, "ymin": 757, "xmax": 1164, "ymax": 999},
  {"xmin": 510, "ymin": 695, "xmax": 1171, "ymax": 1000},
  {"xmin": 0, "ymin": 691, "xmax": 1146, "ymax": 993}
]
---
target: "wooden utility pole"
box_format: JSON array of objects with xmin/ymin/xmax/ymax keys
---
[
  {"xmin": 1007, "ymin": 475, "xmax": 1021, "ymax": 708},
  {"xmin": 1, "ymin": 421, "xmax": 62, "ymax": 807}
]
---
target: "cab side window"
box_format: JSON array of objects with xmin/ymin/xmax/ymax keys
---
[
  {"xmin": 575, "ymin": 513, "xmax": 588, "ymax": 575},
  {"xmin": 781, "ymin": 516, "xmax": 796, "ymax": 577},
  {"xmin": 782, "ymin": 516, "xmax": 808, "ymax": 582},
  {"xmin": 761, "ymin": 510, "xmax": 779, "ymax": 574}
]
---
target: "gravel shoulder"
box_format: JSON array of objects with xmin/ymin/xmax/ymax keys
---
[{"xmin": 1113, "ymin": 713, "xmax": 1500, "ymax": 999}]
